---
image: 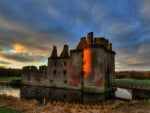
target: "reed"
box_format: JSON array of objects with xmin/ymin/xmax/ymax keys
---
[{"xmin": 0, "ymin": 94, "xmax": 149, "ymax": 113}]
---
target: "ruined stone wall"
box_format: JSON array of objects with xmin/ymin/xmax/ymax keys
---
[
  {"xmin": 107, "ymin": 52, "xmax": 115, "ymax": 84},
  {"xmin": 22, "ymin": 65, "xmax": 47, "ymax": 86},
  {"xmin": 22, "ymin": 66, "xmax": 29, "ymax": 84},
  {"xmin": 21, "ymin": 32, "xmax": 116, "ymax": 92},
  {"xmin": 47, "ymin": 58, "xmax": 70, "ymax": 88},
  {"xmin": 68, "ymin": 50, "xmax": 83, "ymax": 89},
  {"xmin": 47, "ymin": 58, "xmax": 57, "ymax": 87},
  {"xmin": 83, "ymin": 47, "xmax": 107, "ymax": 91},
  {"xmin": 76, "ymin": 37, "xmax": 88, "ymax": 50}
]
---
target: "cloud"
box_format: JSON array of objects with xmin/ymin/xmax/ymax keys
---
[
  {"xmin": 0, "ymin": 60, "xmax": 11, "ymax": 65},
  {"xmin": 136, "ymin": 0, "xmax": 150, "ymax": 26},
  {"xmin": 0, "ymin": 51, "xmax": 46, "ymax": 63},
  {"xmin": 0, "ymin": 15, "xmax": 74, "ymax": 56},
  {"xmin": 115, "ymin": 38, "xmax": 150, "ymax": 71},
  {"xmin": 0, "ymin": 0, "xmax": 149, "ymax": 70}
]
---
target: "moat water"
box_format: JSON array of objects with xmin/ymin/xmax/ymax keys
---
[
  {"xmin": 0, "ymin": 85, "xmax": 20, "ymax": 97},
  {"xmin": 0, "ymin": 85, "xmax": 132, "ymax": 104}
]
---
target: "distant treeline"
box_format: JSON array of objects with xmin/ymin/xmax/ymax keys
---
[
  {"xmin": 0, "ymin": 68, "xmax": 21, "ymax": 77},
  {"xmin": 115, "ymin": 71, "xmax": 150, "ymax": 79}
]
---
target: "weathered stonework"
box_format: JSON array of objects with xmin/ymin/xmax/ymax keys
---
[{"xmin": 22, "ymin": 32, "xmax": 116, "ymax": 93}]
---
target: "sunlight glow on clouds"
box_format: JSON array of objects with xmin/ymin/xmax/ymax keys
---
[
  {"xmin": 13, "ymin": 44, "xmax": 29, "ymax": 53},
  {"xmin": 0, "ymin": 0, "xmax": 150, "ymax": 71}
]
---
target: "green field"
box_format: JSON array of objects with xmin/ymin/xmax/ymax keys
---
[
  {"xmin": 0, "ymin": 76, "xmax": 21, "ymax": 82},
  {"xmin": 0, "ymin": 107, "xmax": 21, "ymax": 113},
  {"xmin": 115, "ymin": 79, "xmax": 150, "ymax": 86}
]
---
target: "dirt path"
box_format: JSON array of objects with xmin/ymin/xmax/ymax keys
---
[{"xmin": 0, "ymin": 94, "xmax": 149, "ymax": 113}]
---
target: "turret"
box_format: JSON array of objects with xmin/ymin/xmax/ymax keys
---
[
  {"xmin": 60, "ymin": 44, "xmax": 69, "ymax": 58},
  {"xmin": 50, "ymin": 46, "xmax": 58, "ymax": 59}
]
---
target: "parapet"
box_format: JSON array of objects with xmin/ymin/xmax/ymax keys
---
[
  {"xmin": 22, "ymin": 66, "xmax": 29, "ymax": 74},
  {"xmin": 76, "ymin": 37, "xmax": 88, "ymax": 50},
  {"xmin": 30, "ymin": 66, "xmax": 38, "ymax": 72},
  {"xmin": 22, "ymin": 66, "xmax": 38, "ymax": 73},
  {"xmin": 39, "ymin": 65, "xmax": 47, "ymax": 73},
  {"xmin": 94, "ymin": 38, "xmax": 101, "ymax": 45},
  {"xmin": 76, "ymin": 32, "xmax": 114, "ymax": 52}
]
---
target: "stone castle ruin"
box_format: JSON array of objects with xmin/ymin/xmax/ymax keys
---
[{"xmin": 22, "ymin": 32, "xmax": 115, "ymax": 93}]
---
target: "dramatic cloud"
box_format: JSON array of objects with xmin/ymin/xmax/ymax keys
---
[
  {"xmin": 0, "ymin": 52, "xmax": 45, "ymax": 63},
  {"xmin": 0, "ymin": 60, "xmax": 11, "ymax": 65},
  {"xmin": 0, "ymin": 0, "xmax": 150, "ymax": 70}
]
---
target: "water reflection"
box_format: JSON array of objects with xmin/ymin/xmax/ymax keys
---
[
  {"xmin": 20, "ymin": 86, "xmax": 107, "ymax": 104},
  {"xmin": 0, "ymin": 85, "xmax": 20, "ymax": 98},
  {"xmin": 0, "ymin": 85, "xmax": 133, "ymax": 104},
  {"xmin": 115, "ymin": 88, "xmax": 132, "ymax": 100}
]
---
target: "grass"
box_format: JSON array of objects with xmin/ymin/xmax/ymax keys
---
[
  {"xmin": 0, "ymin": 76, "xmax": 21, "ymax": 82},
  {"xmin": 0, "ymin": 107, "xmax": 21, "ymax": 113},
  {"xmin": 148, "ymin": 99, "xmax": 150, "ymax": 104},
  {"xmin": 115, "ymin": 79, "xmax": 150, "ymax": 86},
  {"xmin": 0, "ymin": 94, "xmax": 149, "ymax": 113}
]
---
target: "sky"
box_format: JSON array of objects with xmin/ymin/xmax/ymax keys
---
[{"xmin": 0, "ymin": 0, "xmax": 150, "ymax": 71}]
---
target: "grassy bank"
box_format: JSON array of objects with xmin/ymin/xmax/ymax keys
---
[
  {"xmin": 115, "ymin": 79, "xmax": 150, "ymax": 86},
  {"xmin": 0, "ymin": 76, "xmax": 21, "ymax": 86},
  {"xmin": 0, "ymin": 76, "xmax": 21, "ymax": 82},
  {"xmin": 0, "ymin": 107, "xmax": 20, "ymax": 113}
]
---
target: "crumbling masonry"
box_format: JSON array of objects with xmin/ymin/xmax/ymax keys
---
[{"xmin": 22, "ymin": 32, "xmax": 115, "ymax": 93}]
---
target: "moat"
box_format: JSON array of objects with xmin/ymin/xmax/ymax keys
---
[{"xmin": 0, "ymin": 85, "xmax": 132, "ymax": 104}]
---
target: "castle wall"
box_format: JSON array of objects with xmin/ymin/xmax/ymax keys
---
[
  {"xmin": 47, "ymin": 58, "xmax": 70, "ymax": 88},
  {"xmin": 22, "ymin": 66, "xmax": 29, "ymax": 84},
  {"xmin": 68, "ymin": 50, "xmax": 83, "ymax": 89},
  {"xmin": 21, "ymin": 32, "xmax": 116, "ymax": 93},
  {"xmin": 22, "ymin": 65, "xmax": 47, "ymax": 86},
  {"xmin": 107, "ymin": 53, "xmax": 115, "ymax": 84},
  {"xmin": 83, "ymin": 47, "xmax": 107, "ymax": 91}
]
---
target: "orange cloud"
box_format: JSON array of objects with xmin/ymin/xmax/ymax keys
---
[{"xmin": 13, "ymin": 43, "xmax": 29, "ymax": 53}]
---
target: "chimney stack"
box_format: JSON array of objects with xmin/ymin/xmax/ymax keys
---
[
  {"xmin": 60, "ymin": 44, "xmax": 69, "ymax": 58},
  {"xmin": 87, "ymin": 32, "xmax": 93, "ymax": 45},
  {"xmin": 50, "ymin": 46, "xmax": 58, "ymax": 59}
]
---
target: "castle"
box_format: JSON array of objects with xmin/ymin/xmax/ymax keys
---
[{"xmin": 22, "ymin": 32, "xmax": 115, "ymax": 93}]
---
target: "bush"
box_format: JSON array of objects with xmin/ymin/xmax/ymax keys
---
[{"xmin": 0, "ymin": 68, "xmax": 21, "ymax": 77}]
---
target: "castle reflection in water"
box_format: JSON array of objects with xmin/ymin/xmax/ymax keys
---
[{"xmin": 20, "ymin": 85, "xmax": 114, "ymax": 104}]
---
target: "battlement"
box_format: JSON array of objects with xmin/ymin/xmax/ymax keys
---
[
  {"xmin": 22, "ymin": 65, "xmax": 47, "ymax": 74},
  {"xmin": 76, "ymin": 37, "xmax": 88, "ymax": 50},
  {"xmin": 22, "ymin": 65, "xmax": 47, "ymax": 86},
  {"xmin": 76, "ymin": 32, "xmax": 114, "ymax": 52}
]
